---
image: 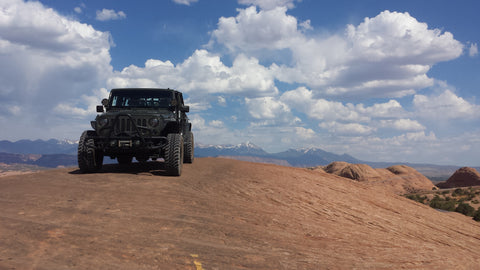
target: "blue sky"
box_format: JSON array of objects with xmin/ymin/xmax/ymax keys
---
[{"xmin": 1, "ymin": 0, "xmax": 479, "ymax": 166}]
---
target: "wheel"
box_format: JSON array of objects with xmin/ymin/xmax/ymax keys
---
[
  {"xmin": 117, "ymin": 156, "xmax": 133, "ymax": 165},
  {"xmin": 183, "ymin": 131, "xmax": 194, "ymax": 164},
  {"xmin": 78, "ymin": 131, "xmax": 103, "ymax": 173},
  {"xmin": 165, "ymin": 133, "xmax": 184, "ymax": 176}
]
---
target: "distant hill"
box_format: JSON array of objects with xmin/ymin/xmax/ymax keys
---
[
  {"xmin": 0, "ymin": 139, "xmax": 77, "ymax": 155},
  {"xmin": 0, "ymin": 152, "xmax": 77, "ymax": 168},
  {"xmin": 437, "ymin": 167, "xmax": 480, "ymax": 188}
]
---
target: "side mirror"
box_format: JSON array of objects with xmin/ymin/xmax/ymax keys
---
[
  {"xmin": 181, "ymin": 106, "xmax": 190, "ymax": 113},
  {"xmin": 101, "ymin": 98, "xmax": 109, "ymax": 106},
  {"xmin": 96, "ymin": 105, "xmax": 104, "ymax": 113}
]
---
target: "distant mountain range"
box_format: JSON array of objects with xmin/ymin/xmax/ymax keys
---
[
  {"xmin": 195, "ymin": 142, "xmax": 268, "ymax": 157},
  {"xmin": 0, "ymin": 139, "xmax": 78, "ymax": 168},
  {"xmin": 0, "ymin": 139, "xmax": 475, "ymax": 180},
  {"xmin": 195, "ymin": 142, "xmax": 361, "ymax": 167},
  {"xmin": 0, "ymin": 139, "xmax": 77, "ymax": 155}
]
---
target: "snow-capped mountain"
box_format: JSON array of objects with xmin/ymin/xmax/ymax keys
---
[
  {"xmin": 272, "ymin": 147, "xmax": 361, "ymax": 167},
  {"xmin": 195, "ymin": 143, "xmax": 360, "ymax": 167},
  {"xmin": 196, "ymin": 142, "xmax": 268, "ymax": 157},
  {"xmin": 58, "ymin": 138, "xmax": 78, "ymax": 145}
]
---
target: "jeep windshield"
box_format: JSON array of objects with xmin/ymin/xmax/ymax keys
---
[{"xmin": 109, "ymin": 89, "xmax": 174, "ymax": 109}]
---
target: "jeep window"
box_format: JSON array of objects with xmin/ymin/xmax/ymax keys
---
[{"xmin": 110, "ymin": 91, "xmax": 173, "ymax": 108}]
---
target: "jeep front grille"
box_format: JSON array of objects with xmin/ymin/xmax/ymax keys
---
[{"xmin": 115, "ymin": 117, "xmax": 147, "ymax": 133}]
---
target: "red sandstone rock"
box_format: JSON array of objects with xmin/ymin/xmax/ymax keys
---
[
  {"xmin": 322, "ymin": 162, "xmax": 435, "ymax": 194},
  {"xmin": 437, "ymin": 167, "xmax": 480, "ymax": 188}
]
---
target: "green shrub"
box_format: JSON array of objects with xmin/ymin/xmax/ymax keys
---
[
  {"xmin": 430, "ymin": 196, "xmax": 456, "ymax": 211},
  {"xmin": 473, "ymin": 209, "xmax": 480, "ymax": 222},
  {"xmin": 406, "ymin": 194, "xmax": 416, "ymax": 201},
  {"xmin": 452, "ymin": 188, "xmax": 464, "ymax": 197},
  {"xmin": 418, "ymin": 195, "xmax": 427, "ymax": 203},
  {"xmin": 406, "ymin": 194, "xmax": 427, "ymax": 204},
  {"xmin": 455, "ymin": 203, "xmax": 475, "ymax": 217}
]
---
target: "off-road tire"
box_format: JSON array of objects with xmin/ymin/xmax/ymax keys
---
[
  {"xmin": 165, "ymin": 133, "xmax": 184, "ymax": 176},
  {"xmin": 183, "ymin": 131, "xmax": 194, "ymax": 164},
  {"xmin": 78, "ymin": 130, "xmax": 103, "ymax": 173}
]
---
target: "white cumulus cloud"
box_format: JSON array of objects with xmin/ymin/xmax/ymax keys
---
[
  {"xmin": 0, "ymin": 0, "xmax": 113, "ymax": 139},
  {"xmin": 413, "ymin": 90, "xmax": 480, "ymax": 120},
  {"xmin": 379, "ymin": 119, "xmax": 425, "ymax": 131},
  {"xmin": 238, "ymin": 0, "xmax": 299, "ymax": 10},
  {"xmin": 211, "ymin": 9, "xmax": 463, "ymax": 99},
  {"xmin": 295, "ymin": 127, "xmax": 316, "ymax": 139},
  {"xmin": 280, "ymin": 87, "xmax": 365, "ymax": 122},
  {"xmin": 245, "ymin": 96, "xmax": 290, "ymax": 120},
  {"xmin": 172, "ymin": 0, "xmax": 199, "ymax": 6},
  {"xmin": 96, "ymin": 9, "xmax": 126, "ymax": 21},
  {"xmin": 347, "ymin": 11, "xmax": 463, "ymax": 63},
  {"xmin": 212, "ymin": 6, "xmax": 303, "ymax": 52},
  {"xmin": 108, "ymin": 50, "xmax": 278, "ymax": 98},
  {"xmin": 319, "ymin": 121, "xmax": 375, "ymax": 135},
  {"xmin": 469, "ymin": 42, "xmax": 478, "ymax": 57},
  {"xmin": 354, "ymin": 100, "xmax": 406, "ymax": 118}
]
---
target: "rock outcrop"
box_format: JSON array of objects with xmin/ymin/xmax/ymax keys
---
[
  {"xmin": 323, "ymin": 161, "xmax": 384, "ymax": 182},
  {"xmin": 437, "ymin": 167, "xmax": 480, "ymax": 188},
  {"xmin": 321, "ymin": 162, "xmax": 435, "ymax": 194}
]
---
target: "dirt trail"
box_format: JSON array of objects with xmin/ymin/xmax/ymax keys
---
[{"xmin": 1, "ymin": 158, "xmax": 480, "ymax": 269}]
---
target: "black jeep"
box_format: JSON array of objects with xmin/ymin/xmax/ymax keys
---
[{"xmin": 78, "ymin": 88, "xmax": 194, "ymax": 176}]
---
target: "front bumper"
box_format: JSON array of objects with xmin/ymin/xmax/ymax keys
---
[{"xmin": 93, "ymin": 136, "xmax": 168, "ymax": 160}]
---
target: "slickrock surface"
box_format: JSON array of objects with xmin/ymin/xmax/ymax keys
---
[{"xmin": 1, "ymin": 158, "xmax": 479, "ymax": 269}]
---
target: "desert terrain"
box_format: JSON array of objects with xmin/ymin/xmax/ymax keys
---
[
  {"xmin": 1, "ymin": 158, "xmax": 480, "ymax": 269},
  {"xmin": 0, "ymin": 163, "xmax": 45, "ymax": 177}
]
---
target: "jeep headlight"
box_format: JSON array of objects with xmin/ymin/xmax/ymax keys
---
[
  {"xmin": 98, "ymin": 117, "xmax": 109, "ymax": 127},
  {"xmin": 149, "ymin": 117, "xmax": 160, "ymax": 127}
]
